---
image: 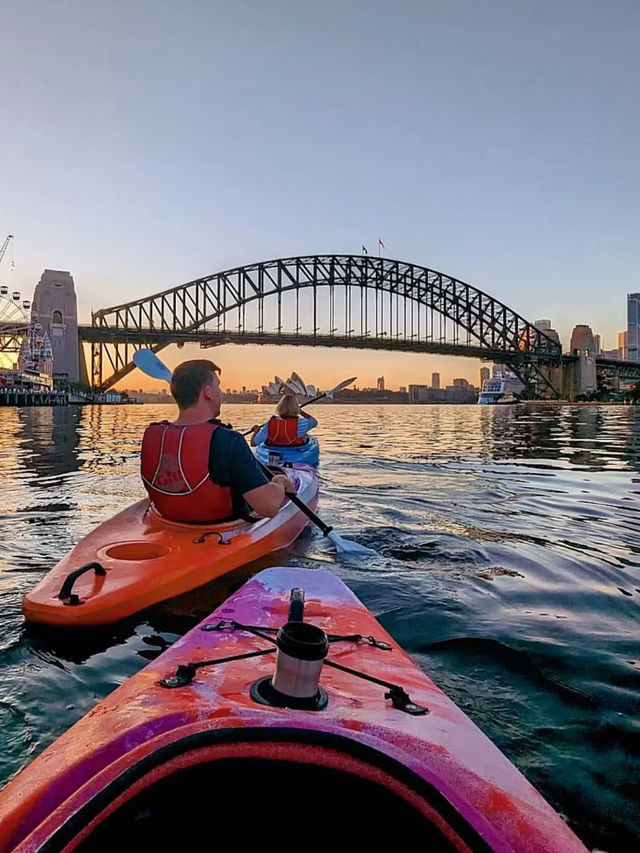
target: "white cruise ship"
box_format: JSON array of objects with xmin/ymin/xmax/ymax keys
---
[{"xmin": 478, "ymin": 371, "xmax": 525, "ymax": 404}]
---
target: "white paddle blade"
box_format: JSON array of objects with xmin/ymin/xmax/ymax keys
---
[
  {"xmin": 324, "ymin": 376, "xmax": 357, "ymax": 400},
  {"xmin": 332, "ymin": 376, "xmax": 357, "ymax": 393},
  {"xmin": 133, "ymin": 349, "xmax": 173, "ymax": 383},
  {"xmin": 327, "ymin": 530, "xmax": 377, "ymax": 556}
]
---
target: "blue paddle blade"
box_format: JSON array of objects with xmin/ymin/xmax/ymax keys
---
[{"xmin": 133, "ymin": 349, "xmax": 173, "ymax": 383}]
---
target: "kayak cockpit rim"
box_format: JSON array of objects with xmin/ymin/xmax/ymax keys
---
[{"xmin": 21, "ymin": 728, "xmax": 494, "ymax": 853}]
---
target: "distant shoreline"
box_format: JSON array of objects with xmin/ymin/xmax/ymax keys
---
[{"xmin": 136, "ymin": 399, "xmax": 639, "ymax": 407}]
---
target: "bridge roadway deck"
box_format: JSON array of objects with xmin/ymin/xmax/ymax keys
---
[{"xmin": 77, "ymin": 327, "xmax": 559, "ymax": 365}]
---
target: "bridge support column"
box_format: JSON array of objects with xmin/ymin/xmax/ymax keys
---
[
  {"xmin": 31, "ymin": 270, "xmax": 80, "ymax": 383},
  {"xmin": 562, "ymin": 354, "xmax": 597, "ymax": 399}
]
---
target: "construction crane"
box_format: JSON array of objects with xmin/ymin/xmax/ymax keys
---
[{"xmin": 0, "ymin": 234, "xmax": 14, "ymax": 267}]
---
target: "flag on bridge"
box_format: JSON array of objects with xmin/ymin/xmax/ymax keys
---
[
  {"xmin": 362, "ymin": 245, "xmax": 368, "ymax": 254},
  {"xmin": 378, "ymin": 238, "xmax": 385, "ymax": 248}
]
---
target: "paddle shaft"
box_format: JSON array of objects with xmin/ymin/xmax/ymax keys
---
[{"xmin": 256, "ymin": 459, "xmax": 333, "ymax": 537}]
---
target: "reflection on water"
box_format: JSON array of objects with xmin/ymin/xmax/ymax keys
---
[{"xmin": 0, "ymin": 403, "xmax": 639, "ymax": 850}]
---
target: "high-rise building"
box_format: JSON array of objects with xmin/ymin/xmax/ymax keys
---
[
  {"xmin": 480, "ymin": 367, "xmax": 490, "ymax": 385},
  {"xmin": 544, "ymin": 328, "xmax": 561, "ymax": 346},
  {"xmin": 569, "ymin": 325, "xmax": 596, "ymax": 356},
  {"xmin": 409, "ymin": 384, "xmax": 445, "ymax": 403},
  {"xmin": 453, "ymin": 378, "xmax": 468, "ymax": 388},
  {"xmin": 618, "ymin": 331, "xmax": 628, "ymax": 361},
  {"xmin": 376, "ymin": 376, "xmax": 385, "ymax": 391},
  {"xmin": 628, "ymin": 292, "xmax": 640, "ymax": 361},
  {"xmin": 593, "ymin": 334, "xmax": 602, "ymax": 356},
  {"xmin": 533, "ymin": 319, "xmax": 562, "ymax": 348},
  {"xmin": 431, "ymin": 372, "xmax": 440, "ymax": 389}
]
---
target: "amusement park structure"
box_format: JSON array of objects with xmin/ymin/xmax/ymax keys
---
[{"xmin": 0, "ymin": 235, "xmax": 55, "ymax": 392}]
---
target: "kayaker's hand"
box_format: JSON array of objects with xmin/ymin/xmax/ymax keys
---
[
  {"xmin": 271, "ymin": 473, "xmax": 296, "ymax": 495},
  {"xmin": 251, "ymin": 424, "xmax": 261, "ymax": 432}
]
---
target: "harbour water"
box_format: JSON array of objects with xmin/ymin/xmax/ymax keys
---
[{"xmin": 0, "ymin": 403, "xmax": 638, "ymax": 850}]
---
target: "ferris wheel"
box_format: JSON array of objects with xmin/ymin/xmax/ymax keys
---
[
  {"xmin": 0, "ymin": 286, "xmax": 31, "ymax": 358},
  {"xmin": 0, "ymin": 234, "xmax": 31, "ymax": 362}
]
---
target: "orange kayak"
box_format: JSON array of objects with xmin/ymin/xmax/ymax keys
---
[
  {"xmin": 22, "ymin": 467, "xmax": 318, "ymax": 627},
  {"xmin": 1, "ymin": 567, "xmax": 587, "ymax": 852}
]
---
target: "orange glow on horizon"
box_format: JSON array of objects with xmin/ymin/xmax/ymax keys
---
[{"xmin": 106, "ymin": 343, "xmax": 486, "ymax": 393}]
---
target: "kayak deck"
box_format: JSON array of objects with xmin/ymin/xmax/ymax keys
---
[
  {"xmin": 3, "ymin": 568, "xmax": 587, "ymax": 852},
  {"xmin": 22, "ymin": 468, "xmax": 318, "ymax": 627}
]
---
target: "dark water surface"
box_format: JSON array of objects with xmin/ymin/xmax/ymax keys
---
[{"xmin": 0, "ymin": 403, "xmax": 638, "ymax": 850}]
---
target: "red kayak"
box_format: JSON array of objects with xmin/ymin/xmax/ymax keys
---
[{"xmin": 0, "ymin": 567, "xmax": 586, "ymax": 852}]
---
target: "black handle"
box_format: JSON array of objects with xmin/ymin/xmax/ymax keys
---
[
  {"xmin": 57, "ymin": 562, "xmax": 106, "ymax": 605},
  {"xmin": 289, "ymin": 588, "xmax": 305, "ymax": 622},
  {"xmin": 256, "ymin": 460, "xmax": 333, "ymax": 537}
]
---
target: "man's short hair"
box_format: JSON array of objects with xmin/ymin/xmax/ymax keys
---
[{"xmin": 170, "ymin": 360, "xmax": 221, "ymax": 409}]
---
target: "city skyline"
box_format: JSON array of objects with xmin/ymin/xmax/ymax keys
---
[{"xmin": 110, "ymin": 341, "xmax": 488, "ymax": 393}]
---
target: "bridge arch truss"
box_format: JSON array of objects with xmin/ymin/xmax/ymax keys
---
[{"xmin": 83, "ymin": 254, "xmax": 562, "ymax": 391}]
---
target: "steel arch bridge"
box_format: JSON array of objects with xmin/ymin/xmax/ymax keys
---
[{"xmin": 79, "ymin": 254, "xmax": 563, "ymax": 392}]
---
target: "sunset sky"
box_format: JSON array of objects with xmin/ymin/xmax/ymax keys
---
[
  {"xmin": 104, "ymin": 342, "xmax": 484, "ymax": 394},
  {"xmin": 2, "ymin": 1, "xmax": 638, "ymax": 390}
]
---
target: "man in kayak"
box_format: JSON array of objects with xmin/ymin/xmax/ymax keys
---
[
  {"xmin": 141, "ymin": 359, "xmax": 295, "ymax": 523},
  {"xmin": 250, "ymin": 394, "xmax": 317, "ymax": 448}
]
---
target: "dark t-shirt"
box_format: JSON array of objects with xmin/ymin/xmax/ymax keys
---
[{"xmin": 208, "ymin": 422, "xmax": 268, "ymax": 516}]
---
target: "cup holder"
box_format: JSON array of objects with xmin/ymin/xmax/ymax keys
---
[{"xmin": 104, "ymin": 542, "xmax": 170, "ymax": 561}]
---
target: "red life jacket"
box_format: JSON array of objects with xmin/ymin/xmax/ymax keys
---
[
  {"xmin": 265, "ymin": 416, "xmax": 307, "ymax": 447},
  {"xmin": 140, "ymin": 421, "xmax": 235, "ymax": 523}
]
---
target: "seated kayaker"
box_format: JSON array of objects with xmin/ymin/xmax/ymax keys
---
[
  {"xmin": 250, "ymin": 394, "xmax": 318, "ymax": 448},
  {"xmin": 141, "ymin": 359, "xmax": 295, "ymax": 523}
]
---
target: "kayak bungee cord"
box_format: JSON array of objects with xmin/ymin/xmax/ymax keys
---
[{"xmin": 158, "ymin": 611, "xmax": 427, "ymax": 715}]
